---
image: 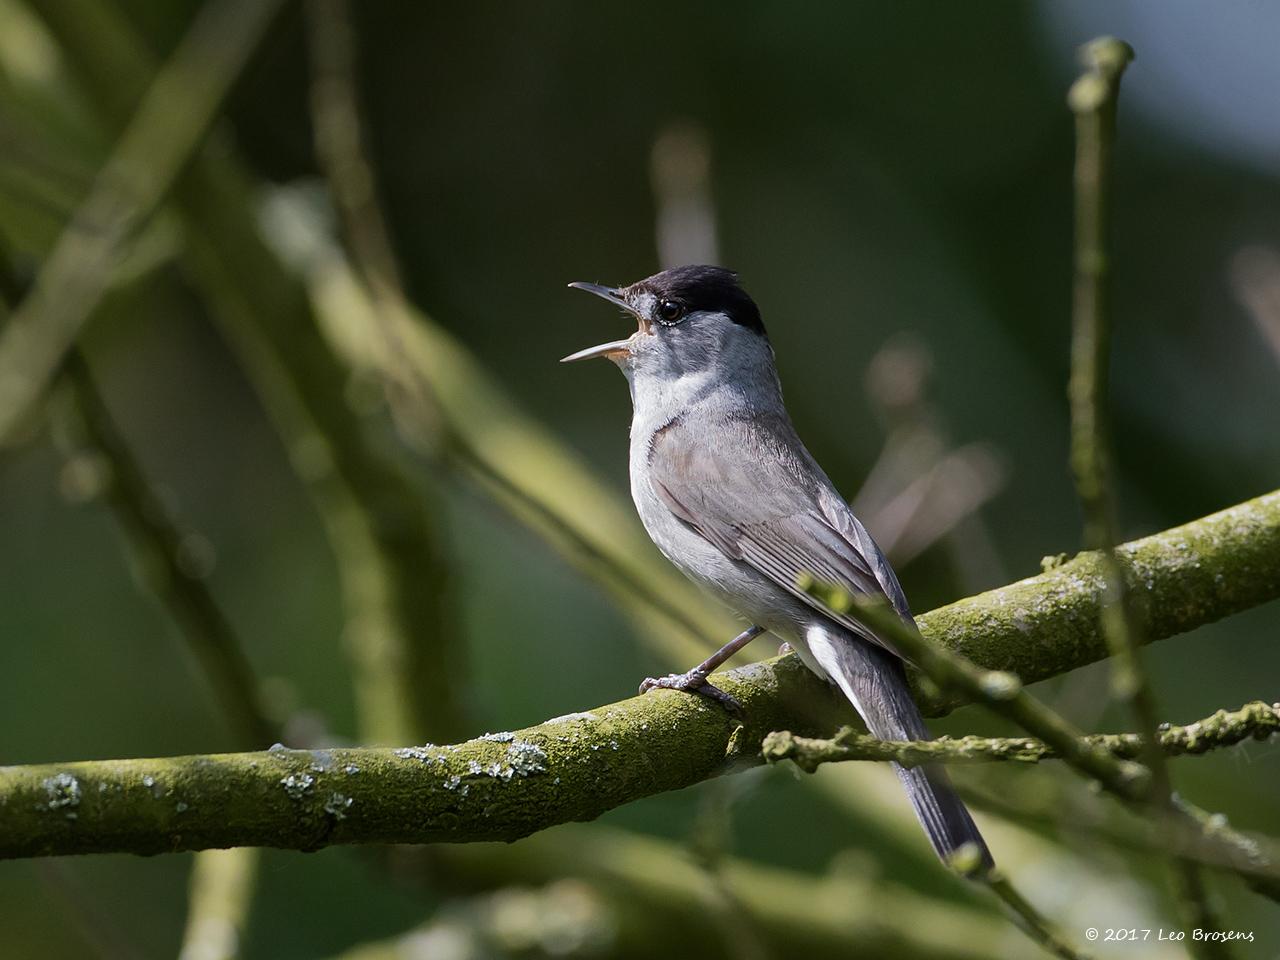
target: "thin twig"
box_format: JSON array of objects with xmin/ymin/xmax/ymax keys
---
[
  {"xmin": 984, "ymin": 870, "xmax": 1088, "ymax": 960},
  {"xmin": 763, "ymin": 700, "xmax": 1280, "ymax": 771},
  {"xmin": 958, "ymin": 785, "xmax": 1280, "ymax": 903},
  {"xmin": 1067, "ymin": 34, "xmax": 1162, "ymax": 806},
  {"xmin": 813, "ymin": 590, "xmax": 1124, "ymax": 958},
  {"xmin": 815, "ymin": 590, "xmax": 1278, "ymax": 908},
  {"xmin": 814, "ymin": 588, "xmax": 1150, "ymax": 799}
]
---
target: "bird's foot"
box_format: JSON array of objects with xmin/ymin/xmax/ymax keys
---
[
  {"xmin": 777, "ymin": 641, "xmax": 793, "ymax": 656},
  {"xmin": 639, "ymin": 670, "xmax": 743, "ymax": 717}
]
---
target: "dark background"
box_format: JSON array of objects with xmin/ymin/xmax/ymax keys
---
[{"xmin": 1, "ymin": 2, "xmax": 1278, "ymax": 957}]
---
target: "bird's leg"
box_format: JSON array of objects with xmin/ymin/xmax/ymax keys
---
[{"xmin": 639, "ymin": 625, "xmax": 765, "ymax": 716}]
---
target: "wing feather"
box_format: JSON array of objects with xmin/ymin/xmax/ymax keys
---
[{"xmin": 648, "ymin": 412, "xmax": 914, "ymax": 660}]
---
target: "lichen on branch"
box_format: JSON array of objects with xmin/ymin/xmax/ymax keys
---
[
  {"xmin": 914, "ymin": 488, "xmax": 1280, "ymax": 714},
  {"xmin": 1, "ymin": 489, "xmax": 1277, "ymax": 860},
  {"xmin": 763, "ymin": 700, "xmax": 1280, "ymax": 773},
  {"xmin": 0, "ymin": 662, "xmax": 848, "ymax": 859}
]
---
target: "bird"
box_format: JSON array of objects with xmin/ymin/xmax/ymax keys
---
[{"xmin": 562, "ymin": 264, "xmax": 992, "ymax": 870}]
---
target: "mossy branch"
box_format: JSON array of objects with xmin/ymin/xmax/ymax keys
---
[
  {"xmin": 816, "ymin": 588, "xmax": 1151, "ymax": 801},
  {"xmin": 763, "ymin": 700, "xmax": 1280, "ymax": 772},
  {"xmin": 806, "ymin": 521, "xmax": 1280, "ymax": 905},
  {"xmin": 0, "ymin": 656, "xmax": 845, "ymax": 859},
  {"xmin": 1, "ymin": 490, "xmax": 1278, "ymax": 860},
  {"xmin": 909, "ymin": 488, "xmax": 1280, "ymax": 715}
]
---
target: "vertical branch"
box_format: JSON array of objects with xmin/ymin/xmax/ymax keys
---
[
  {"xmin": 177, "ymin": 847, "xmax": 258, "ymax": 960},
  {"xmin": 1067, "ymin": 38, "xmax": 1152, "ymax": 754},
  {"xmin": 1068, "ymin": 38, "xmax": 1229, "ymax": 955}
]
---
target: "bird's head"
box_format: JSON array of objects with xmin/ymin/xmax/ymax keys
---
[{"xmin": 562, "ymin": 265, "xmax": 770, "ymax": 385}]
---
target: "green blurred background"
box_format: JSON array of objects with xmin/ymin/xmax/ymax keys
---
[{"xmin": 1, "ymin": 1, "xmax": 1278, "ymax": 958}]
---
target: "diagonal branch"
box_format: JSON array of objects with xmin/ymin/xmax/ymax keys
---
[
  {"xmin": 27, "ymin": 0, "xmax": 466, "ymax": 745},
  {"xmin": 60, "ymin": 351, "xmax": 279, "ymax": 749},
  {"xmin": 1, "ymin": 489, "xmax": 1277, "ymax": 860},
  {"xmin": 0, "ymin": 0, "xmax": 285, "ymax": 442}
]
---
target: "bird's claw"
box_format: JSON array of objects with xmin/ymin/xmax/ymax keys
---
[{"xmin": 639, "ymin": 670, "xmax": 744, "ymax": 717}]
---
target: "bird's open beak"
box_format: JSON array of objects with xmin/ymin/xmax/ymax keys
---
[{"xmin": 562, "ymin": 282, "xmax": 635, "ymax": 363}]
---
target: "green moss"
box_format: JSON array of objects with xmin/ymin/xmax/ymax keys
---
[
  {"xmin": 1, "ymin": 490, "xmax": 1277, "ymax": 859},
  {"xmin": 916, "ymin": 489, "xmax": 1280, "ymax": 714}
]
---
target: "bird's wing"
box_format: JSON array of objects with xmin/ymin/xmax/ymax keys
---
[{"xmin": 647, "ymin": 411, "xmax": 914, "ymax": 661}]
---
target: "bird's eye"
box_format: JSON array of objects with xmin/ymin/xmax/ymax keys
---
[{"xmin": 657, "ymin": 299, "xmax": 685, "ymax": 325}]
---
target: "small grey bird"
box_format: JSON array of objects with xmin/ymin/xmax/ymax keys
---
[{"xmin": 563, "ymin": 265, "xmax": 991, "ymax": 869}]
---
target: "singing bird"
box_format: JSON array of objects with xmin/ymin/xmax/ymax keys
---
[{"xmin": 563, "ymin": 265, "xmax": 991, "ymax": 869}]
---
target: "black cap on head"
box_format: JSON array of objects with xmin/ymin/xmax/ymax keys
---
[{"xmin": 629, "ymin": 265, "xmax": 766, "ymax": 336}]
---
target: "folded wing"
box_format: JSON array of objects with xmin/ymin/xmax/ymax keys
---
[{"xmin": 648, "ymin": 410, "xmax": 915, "ymax": 660}]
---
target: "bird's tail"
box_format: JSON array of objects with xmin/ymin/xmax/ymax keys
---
[{"xmin": 807, "ymin": 627, "xmax": 994, "ymax": 871}]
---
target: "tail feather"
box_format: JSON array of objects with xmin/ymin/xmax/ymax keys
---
[
  {"xmin": 805, "ymin": 624, "xmax": 994, "ymax": 871},
  {"xmin": 891, "ymin": 760, "xmax": 992, "ymax": 870}
]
